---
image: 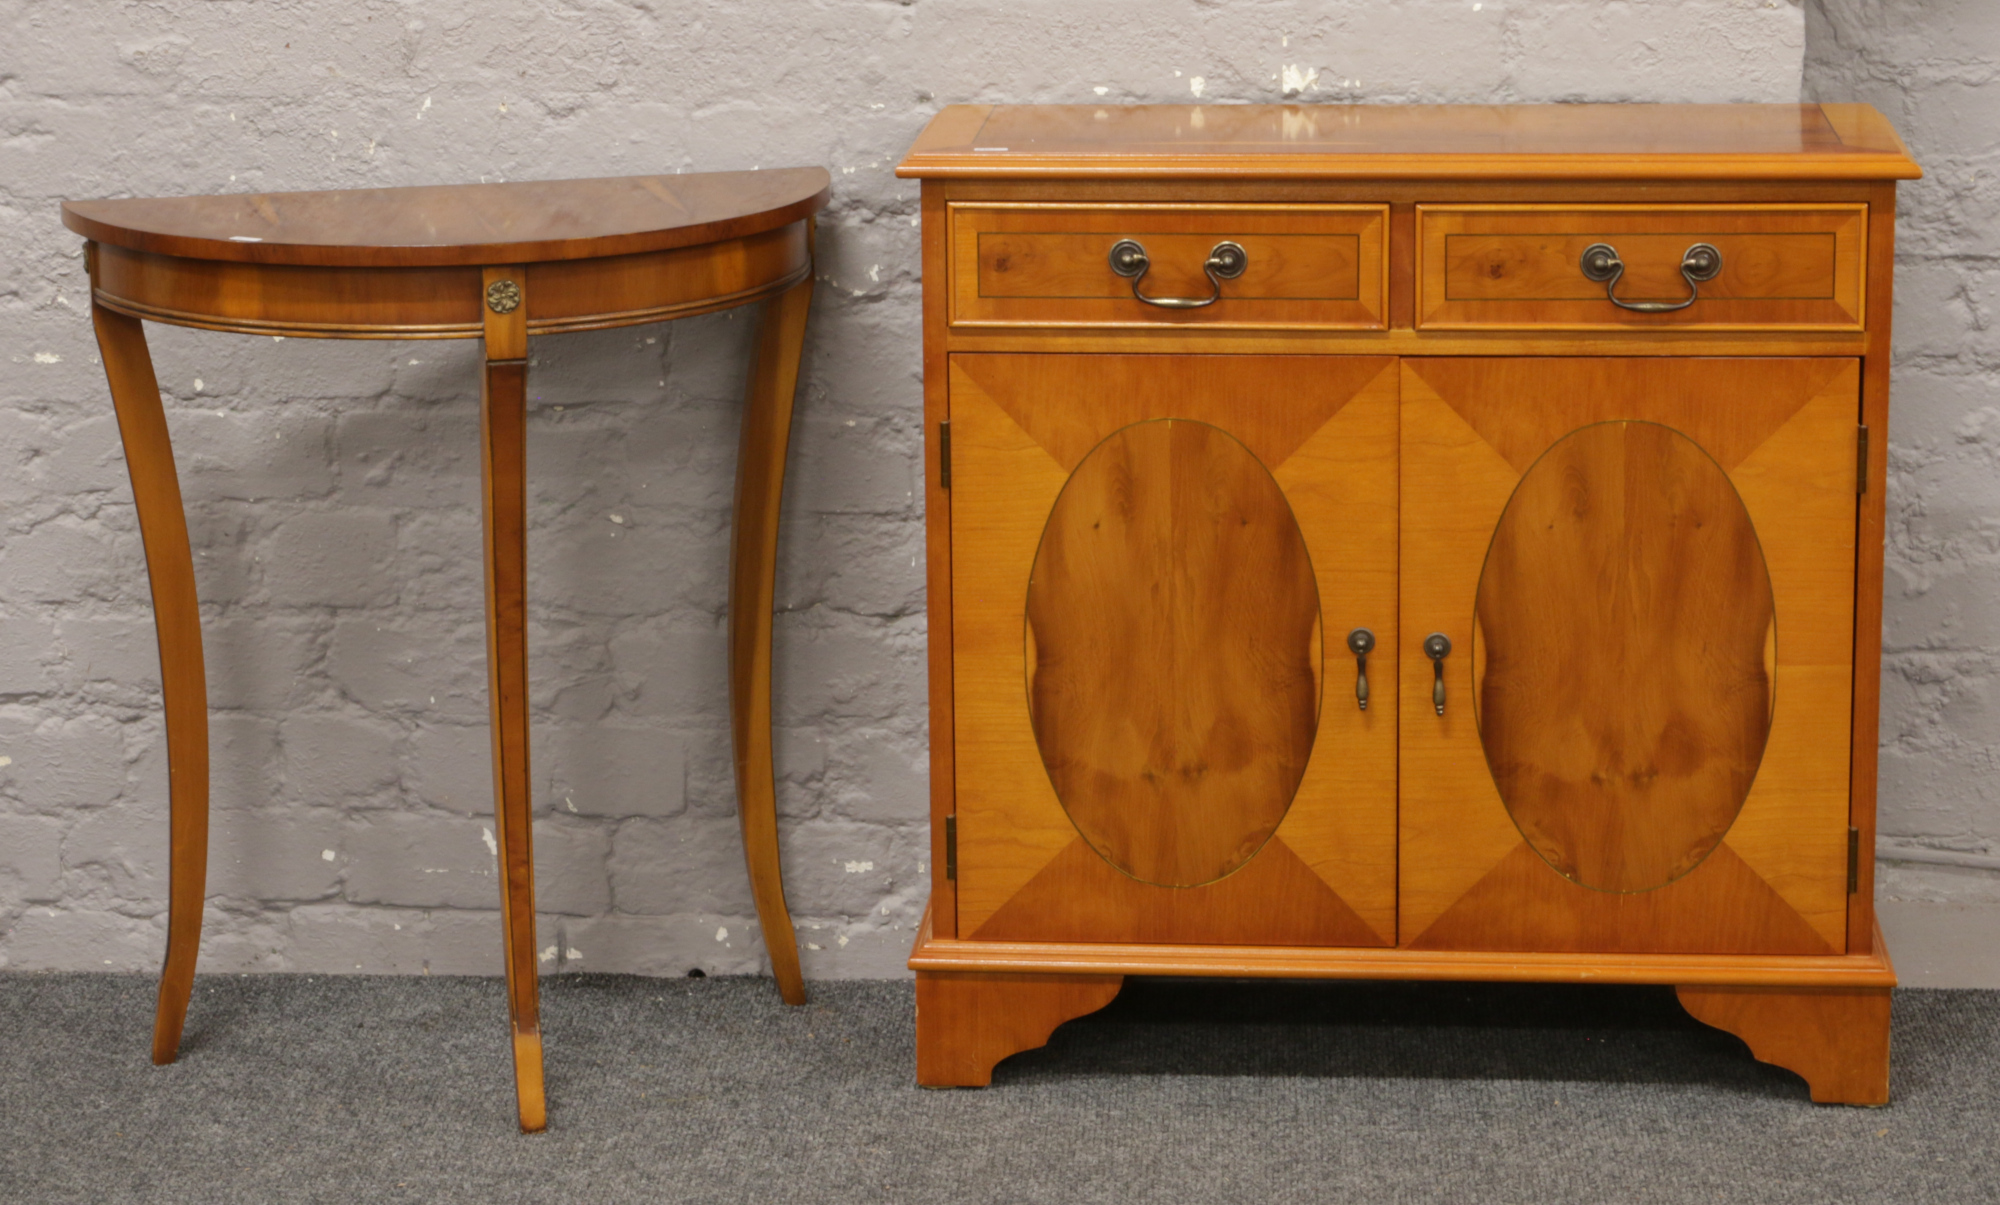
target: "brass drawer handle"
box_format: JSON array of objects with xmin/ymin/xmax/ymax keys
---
[
  {"xmin": 1423, "ymin": 632, "xmax": 1451, "ymax": 716},
  {"xmin": 1108, "ymin": 238, "xmax": 1247, "ymax": 309},
  {"xmin": 1579, "ymin": 241, "xmax": 1722, "ymax": 314},
  {"xmin": 1346, "ymin": 627, "xmax": 1376, "ymax": 711}
]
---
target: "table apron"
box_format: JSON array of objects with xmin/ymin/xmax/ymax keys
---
[{"xmin": 88, "ymin": 220, "xmax": 811, "ymax": 339}]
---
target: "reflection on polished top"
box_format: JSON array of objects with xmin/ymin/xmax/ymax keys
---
[
  {"xmin": 61, "ymin": 167, "xmax": 832, "ymax": 267},
  {"xmin": 896, "ymin": 104, "xmax": 1920, "ymax": 180}
]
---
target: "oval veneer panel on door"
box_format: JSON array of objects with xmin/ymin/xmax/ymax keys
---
[
  {"xmin": 1474, "ymin": 419, "xmax": 1776, "ymax": 894},
  {"xmin": 1025, "ymin": 418, "xmax": 1322, "ymax": 888}
]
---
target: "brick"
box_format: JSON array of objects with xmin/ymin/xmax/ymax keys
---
[
  {"xmin": 537, "ymin": 722, "xmax": 685, "ymax": 818},
  {"xmin": 285, "ymin": 904, "xmax": 504, "ymax": 975},
  {"xmin": 819, "ymin": 517, "xmax": 927, "ymax": 618},
  {"xmin": 0, "ymin": 814, "xmax": 64, "ymax": 900},
  {"xmin": 2, "ymin": 908, "xmax": 158, "ymax": 971},
  {"xmin": 169, "ymin": 409, "xmax": 335, "ymax": 501},
  {"xmin": 775, "ymin": 726, "xmax": 828, "ymax": 821},
  {"xmin": 0, "ymin": 516, "xmax": 127, "ymax": 605},
  {"xmin": 609, "ymin": 815, "xmax": 757, "ymax": 915},
  {"xmin": 795, "ymin": 919, "xmax": 921, "ymax": 980},
  {"xmin": 529, "ymin": 818, "xmax": 612, "ymax": 915},
  {"xmin": 63, "ymin": 793, "xmax": 169, "ymax": 903},
  {"xmin": 385, "ymin": 511, "xmax": 485, "ymax": 614},
  {"xmin": 771, "ymin": 614, "xmax": 927, "ymax": 726},
  {"xmin": 620, "ymin": 404, "xmax": 739, "ymax": 513},
  {"xmin": 826, "ymin": 728, "xmax": 927, "ymax": 825},
  {"xmin": 261, "ymin": 509, "xmax": 400, "ymax": 608},
  {"xmin": 779, "ymin": 819, "xmax": 925, "ymax": 919},
  {"xmin": 784, "ymin": 413, "xmax": 920, "ymax": 516},
  {"xmin": 0, "ymin": 408, "xmax": 48, "ymax": 508},
  {"xmin": 209, "ymin": 713, "xmax": 283, "ymax": 813},
  {"xmin": 528, "ymin": 516, "xmax": 727, "ymax": 619},
  {"xmin": 0, "ymin": 607, "xmax": 60, "ymax": 697},
  {"xmin": 406, "ymin": 721, "xmax": 493, "ymax": 816},
  {"xmin": 605, "ymin": 623, "xmax": 727, "ymax": 719},
  {"xmin": 34, "ymin": 413, "xmax": 127, "ymax": 499},
  {"xmin": 203, "ymin": 613, "xmax": 320, "ymax": 712},
  {"xmin": 54, "ymin": 613, "xmax": 161, "ymax": 701},
  {"xmin": 280, "ymin": 712, "xmax": 400, "ymax": 806},
  {"xmin": 555, "ymin": 911, "xmax": 768, "ymax": 978},
  {"xmin": 342, "ymin": 812, "xmax": 500, "ymax": 910},
  {"xmin": 209, "ymin": 809, "xmax": 347, "ymax": 901},
  {"xmin": 1512, "ymin": 0, "xmax": 1803, "ymax": 103},
  {"xmin": 193, "ymin": 913, "xmax": 291, "ymax": 973},
  {"xmin": 334, "ymin": 408, "xmax": 482, "ymax": 509},
  {"xmin": 0, "ymin": 709, "xmax": 128, "ymax": 814},
  {"xmin": 327, "ymin": 615, "xmax": 488, "ymax": 720}
]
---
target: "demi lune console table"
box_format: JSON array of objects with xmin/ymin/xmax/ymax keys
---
[{"xmin": 62, "ymin": 168, "xmax": 830, "ymax": 1131}]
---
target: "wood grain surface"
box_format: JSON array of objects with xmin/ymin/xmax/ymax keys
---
[
  {"xmin": 899, "ymin": 104, "xmax": 1920, "ymax": 181},
  {"xmin": 915, "ymin": 969, "xmax": 1124, "ymax": 1087},
  {"xmin": 728, "ymin": 268, "xmax": 817, "ymax": 1007},
  {"xmin": 1026, "ymin": 418, "xmax": 1320, "ymax": 888},
  {"xmin": 949, "ymin": 203, "xmax": 1386, "ymax": 328},
  {"xmin": 75, "ymin": 172, "xmax": 831, "ymax": 1132},
  {"xmin": 920, "ymin": 182, "xmax": 960, "ymax": 938},
  {"xmin": 950, "ymin": 353, "xmax": 1398, "ymax": 944},
  {"xmin": 1417, "ymin": 204, "xmax": 1867, "ymax": 330},
  {"xmin": 63, "ymin": 168, "xmax": 831, "ymax": 267},
  {"xmin": 1475, "ymin": 420, "xmax": 1775, "ymax": 893},
  {"xmin": 1848, "ymin": 180, "xmax": 1901, "ymax": 954},
  {"xmin": 1677, "ymin": 984, "xmax": 1891, "ymax": 1104},
  {"xmin": 971, "ymin": 835, "xmax": 1379, "ymax": 946},
  {"xmin": 909, "ymin": 103, "xmax": 1911, "ymax": 1104},
  {"xmin": 91, "ymin": 302, "xmax": 210, "ymax": 1067},
  {"xmin": 478, "ymin": 267, "xmax": 545, "ymax": 1132},
  {"xmin": 1399, "ymin": 357, "xmax": 1858, "ymax": 954},
  {"xmin": 910, "ymin": 899, "xmax": 1898, "ymax": 988},
  {"xmin": 88, "ymin": 221, "xmax": 810, "ymax": 340}
]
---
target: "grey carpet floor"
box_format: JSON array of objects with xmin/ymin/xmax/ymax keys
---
[{"xmin": 0, "ymin": 974, "xmax": 1994, "ymax": 1204}]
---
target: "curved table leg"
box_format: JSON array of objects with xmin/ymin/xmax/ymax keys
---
[
  {"xmin": 91, "ymin": 303, "xmax": 210, "ymax": 1065},
  {"xmin": 479, "ymin": 268, "xmax": 547, "ymax": 1132},
  {"xmin": 729, "ymin": 268, "xmax": 815, "ymax": 1006}
]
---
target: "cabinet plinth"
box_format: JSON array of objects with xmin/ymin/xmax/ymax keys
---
[{"xmin": 900, "ymin": 103, "xmax": 1918, "ymax": 1103}]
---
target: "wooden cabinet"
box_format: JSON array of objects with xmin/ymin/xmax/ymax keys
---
[{"xmin": 898, "ymin": 104, "xmax": 1919, "ymax": 1104}]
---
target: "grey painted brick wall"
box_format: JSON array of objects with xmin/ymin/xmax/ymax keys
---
[
  {"xmin": 1807, "ymin": 0, "xmax": 2000, "ymax": 987},
  {"xmin": 0, "ymin": 2, "xmax": 1807, "ymax": 980}
]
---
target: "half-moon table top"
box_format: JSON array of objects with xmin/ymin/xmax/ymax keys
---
[{"xmin": 63, "ymin": 167, "xmax": 832, "ymax": 269}]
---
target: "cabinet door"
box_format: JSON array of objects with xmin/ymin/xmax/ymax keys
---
[
  {"xmin": 950, "ymin": 353, "xmax": 1398, "ymax": 946},
  {"xmin": 1399, "ymin": 358, "xmax": 1860, "ymax": 955}
]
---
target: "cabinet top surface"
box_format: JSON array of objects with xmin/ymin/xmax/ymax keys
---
[
  {"xmin": 897, "ymin": 104, "xmax": 1919, "ymax": 182},
  {"xmin": 62, "ymin": 167, "xmax": 831, "ymax": 268}
]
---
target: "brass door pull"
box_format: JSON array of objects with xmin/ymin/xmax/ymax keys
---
[
  {"xmin": 1346, "ymin": 627, "xmax": 1376, "ymax": 711},
  {"xmin": 1424, "ymin": 632, "xmax": 1452, "ymax": 716},
  {"xmin": 1579, "ymin": 242, "xmax": 1722, "ymax": 313},
  {"xmin": 1108, "ymin": 238, "xmax": 1248, "ymax": 309}
]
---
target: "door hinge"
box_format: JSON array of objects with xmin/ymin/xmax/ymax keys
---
[
  {"xmin": 943, "ymin": 813, "xmax": 957, "ymax": 881},
  {"xmin": 1848, "ymin": 826, "xmax": 1862, "ymax": 893},
  {"xmin": 939, "ymin": 421, "xmax": 951, "ymax": 490},
  {"xmin": 1858, "ymin": 425, "xmax": 1870, "ymax": 495}
]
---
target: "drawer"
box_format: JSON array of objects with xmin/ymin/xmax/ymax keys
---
[
  {"xmin": 1417, "ymin": 204, "xmax": 1867, "ymax": 331},
  {"xmin": 948, "ymin": 203, "xmax": 1387, "ymax": 329}
]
